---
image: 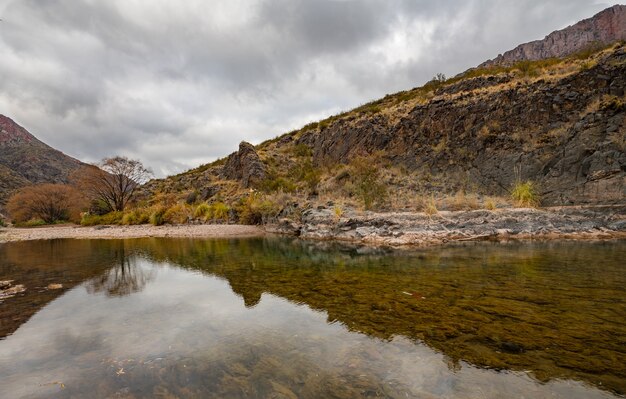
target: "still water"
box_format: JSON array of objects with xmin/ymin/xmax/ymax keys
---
[{"xmin": 0, "ymin": 238, "xmax": 625, "ymax": 398}]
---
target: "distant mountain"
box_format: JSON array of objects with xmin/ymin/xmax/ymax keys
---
[
  {"xmin": 0, "ymin": 115, "xmax": 86, "ymax": 205},
  {"xmin": 481, "ymin": 4, "xmax": 626, "ymax": 67}
]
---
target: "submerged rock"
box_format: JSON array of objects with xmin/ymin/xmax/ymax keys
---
[{"xmin": 0, "ymin": 281, "xmax": 26, "ymax": 299}]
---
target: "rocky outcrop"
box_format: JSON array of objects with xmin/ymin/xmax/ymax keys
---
[
  {"xmin": 273, "ymin": 205, "xmax": 626, "ymax": 247},
  {"xmin": 221, "ymin": 141, "xmax": 267, "ymax": 187},
  {"xmin": 0, "ymin": 115, "xmax": 86, "ymax": 205},
  {"xmin": 297, "ymin": 46, "xmax": 626, "ymax": 205},
  {"xmin": 481, "ymin": 5, "xmax": 626, "ymax": 67}
]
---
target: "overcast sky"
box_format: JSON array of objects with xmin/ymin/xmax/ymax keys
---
[{"xmin": 0, "ymin": 0, "xmax": 612, "ymax": 177}]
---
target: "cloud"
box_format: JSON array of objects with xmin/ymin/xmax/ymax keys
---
[{"xmin": 0, "ymin": 0, "xmax": 610, "ymax": 176}]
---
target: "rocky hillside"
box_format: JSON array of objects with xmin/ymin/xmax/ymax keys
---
[
  {"xmin": 0, "ymin": 115, "xmax": 86, "ymax": 205},
  {"xmin": 146, "ymin": 40, "xmax": 626, "ymax": 209},
  {"xmin": 481, "ymin": 4, "xmax": 626, "ymax": 67}
]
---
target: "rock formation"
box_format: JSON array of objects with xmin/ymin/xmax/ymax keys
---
[
  {"xmin": 221, "ymin": 141, "xmax": 266, "ymax": 188},
  {"xmin": 296, "ymin": 47, "xmax": 626, "ymax": 205},
  {"xmin": 481, "ymin": 5, "xmax": 626, "ymax": 67}
]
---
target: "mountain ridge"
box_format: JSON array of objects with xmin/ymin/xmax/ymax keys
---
[
  {"xmin": 481, "ymin": 4, "xmax": 626, "ymax": 67},
  {"xmin": 0, "ymin": 115, "xmax": 86, "ymax": 206}
]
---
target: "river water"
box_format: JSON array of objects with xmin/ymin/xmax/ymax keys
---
[{"xmin": 0, "ymin": 238, "xmax": 624, "ymax": 398}]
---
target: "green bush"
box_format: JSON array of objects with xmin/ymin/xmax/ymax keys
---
[
  {"xmin": 289, "ymin": 158, "xmax": 320, "ymax": 193},
  {"xmin": 81, "ymin": 211, "xmax": 124, "ymax": 226},
  {"xmin": 149, "ymin": 207, "xmax": 167, "ymax": 226},
  {"xmin": 121, "ymin": 209, "xmax": 150, "ymax": 225},
  {"xmin": 236, "ymin": 194, "xmax": 280, "ymax": 225},
  {"xmin": 194, "ymin": 202, "xmax": 212, "ymax": 220},
  {"xmin": 511, "ymin": 181, "xmax": 540, "ymax": 208},
  {"xmin": 291, "ymin": 143, "xmax": 312, "ymax": 157},
  {"xmin": 162, "ymin": 203, "xmax": 191, "ymax": 224},
  {"xmin": 260, "ymin": 176, "xmax": 297, "ymax": 193},
  {"xmin": 211, "ymin": 202, "xmax": 230, "ymax": 222},
  {"xmin": 15, "ymin": 218, "xmax": 47, "ymax": 227},
  {"xmin": 349, "ymin": 157, "xmax": 388, "ymax": 210}
]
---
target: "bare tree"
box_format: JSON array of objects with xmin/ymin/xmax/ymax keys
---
[{"xmin": 73, "ymin": 156, "xmax": 152, "ymax": 212}]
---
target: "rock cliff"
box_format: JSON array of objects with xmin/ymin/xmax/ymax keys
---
[
  {"xmin": 481, "ymin": 5, "xmax": 626, "ymax": 67},
  {"xmin": 292, "ymin": 46, "xmax": 626, "ymax": 206}
]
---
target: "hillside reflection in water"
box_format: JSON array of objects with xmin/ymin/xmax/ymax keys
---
[{"xmin": 0, "ymin": 238, "xmax": 624, "ymax": 398}]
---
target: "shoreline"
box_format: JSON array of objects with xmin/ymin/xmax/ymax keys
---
[
  {"xmin": 271, "ymin": 204, "xmax": 626, "ymax": 247},
  {"xmin": 0, "ymin": 224, "xmax": 266, "ymax": 243},
  {"xmin": 1, "ymin": 205, "xmax": 625, "ymax": 247}
]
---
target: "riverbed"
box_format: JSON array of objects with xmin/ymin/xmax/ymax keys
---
[{"xmin": 1, "ymin": 237, "xmax": 624, "ymax": 398}]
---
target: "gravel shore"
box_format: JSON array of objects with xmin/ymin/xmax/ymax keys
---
[{"xmin": 0, "ymin": 224, "xmax": 265, "ymax": 243}]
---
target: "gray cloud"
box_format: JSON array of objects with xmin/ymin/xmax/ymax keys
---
[{"xmin": 0, "ymin": 0, "xmax": 611, "ymax": 176}]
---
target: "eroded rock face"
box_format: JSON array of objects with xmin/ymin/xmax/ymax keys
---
[
  {"xmin": 482, "ymin": 5, "xmax": 626, "ymax": 67},
  {"xmin": 221, "ymin": 141, "xmax": 266, "ymax": 188},
  {"xmin": 298, "ymin": 48, "xmax": 626, "ymax": 205}
]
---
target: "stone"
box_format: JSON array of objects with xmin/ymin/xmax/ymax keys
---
[{"xmin": 0, "ymin": 283, "xmax": 26, "ymax": 299}]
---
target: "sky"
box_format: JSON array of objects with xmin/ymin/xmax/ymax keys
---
[{"xmin": 0, "ymin": 0, "xmax": 613, "ymax": 177}]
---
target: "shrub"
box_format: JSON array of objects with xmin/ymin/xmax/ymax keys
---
[
  {"xmin": 291, "ymin": 143, "xmax": 312, "ymax": 157},
  {"xmin": 484, "ymin": 198, "xmax": 497, "ymax": 211},
  {"xmin": 424, "ymin": 196, "xmax": 438, "ymax": 215},
  {"xmin": 599, "ymin": 95, "xmax": 625, "ymax": 112},
  {"xmin": 81, "ymin": 211, "xmax": 124, "ymax": 226},
  {"xmin": 260, "ymin": 176, "xmax": 297, "ymax": 193},
  {"xmin": 333, "ymin": 205, "xmax": 343, "ymax": 223},
  {"xmin": 7, "ymin": 184, "xmax": 86, "ymax": 224},
  {"xmin": 511, "ymin": 181, "xmax": 540, "ymax": 208},
  {"xmin": 14, "ymin": 218, "xmax": 47, "ymax": 227},
  {"xmin": 121, "ymin": 209, "xmax": 150, "ymax": 225},
  {"xmin": 162, "ymin": 203, "xmax": 191, "ymax": 224},
  {"xmin": 236, "ymin": 194, "xmax": 280, "ymax": 225},
  {"xmin": 514, "ymin": 60, "xmax": 538, "ymax": 77},
  {"xmin": 349, "ymin": 156, "xmax": 388, "ymax": 210},
  {"xmin": 149, "ymin": 206, "xmax": 167, "ymax": 226},
  {"xmin": 289, "ymin": 158, "xmax": 321, "ymax": 193},
  {"xmin": 193, "ymin": 202, "xmax": 212, "ymax": 221},
  {"xmin": 211, "ymin": 202, "xmax": 230, "ymax": 222}
]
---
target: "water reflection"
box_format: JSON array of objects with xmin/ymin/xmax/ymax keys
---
[
  {"xmin": 86, "ymin": 246, "xmax": 155, "ymax": 297},
  {"xmin": 0, "ymin": 238, "xmax": 624, "ymax": 398}
]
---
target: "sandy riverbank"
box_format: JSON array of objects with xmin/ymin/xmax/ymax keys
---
[{"xmin": 0, "ymin": 224, "xmax": 265, "ymax": 243}]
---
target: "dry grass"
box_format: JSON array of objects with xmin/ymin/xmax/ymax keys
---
[{"xmin": 511, "ymin": 181, "xmax": 540, "ymax": 208}]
